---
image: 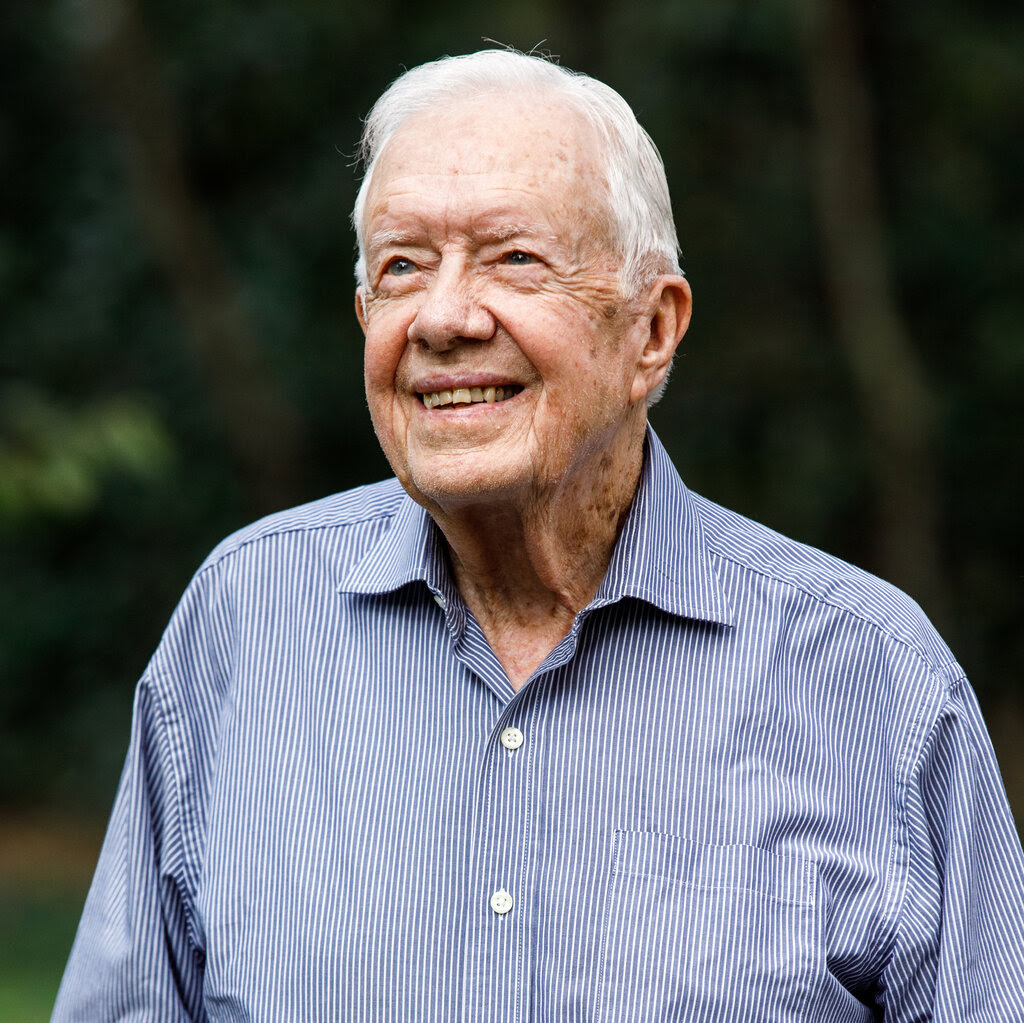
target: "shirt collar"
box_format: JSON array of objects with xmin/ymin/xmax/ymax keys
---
[
  {"xmin": 336, "ymin": 489, "xmax": 454, "ymax": 602},
  {"xmin": 593, "ymin": 426, "xmax": 733, "ymax": 626},
  {"xmin": 337, "ymin": 426, "xmax": 733, "ymax": 628}
]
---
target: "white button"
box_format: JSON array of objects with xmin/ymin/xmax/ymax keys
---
[
  {"xmin": 500, "ymin": 726, "xmax": 524, "ymax": 751},
  {"xmin": 432, "ymin": 593, "xmax": 446, "ymax": 608},
  {"xmin": 490, "ymin": 888, "xmax": 514, "ymax": 915}
]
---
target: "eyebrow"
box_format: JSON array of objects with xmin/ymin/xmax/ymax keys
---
[
  {"xmin": 480, "ymin": 222, "xmax": 536, "ymax": 242},
  {"xmin": 366, "ymin": 227, "xmax": 422, "ymax": 251},
  {"xmin": 368, "ymin": 222, "xmax": 538, "ymax": 245}
]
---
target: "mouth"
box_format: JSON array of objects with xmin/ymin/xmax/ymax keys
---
[{"xmin": 419, "ymin": 385, "xmax": 523, "ymax": 410}]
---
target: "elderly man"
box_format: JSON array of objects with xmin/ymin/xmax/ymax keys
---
[{"xmin": 55, "ymin": 50, "xmax": 1024, "ymax": 1021}]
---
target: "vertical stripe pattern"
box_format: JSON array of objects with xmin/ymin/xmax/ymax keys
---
[{"xmin": 53, "ymin": 428, "xmax": 1024, "ymax": 1021}]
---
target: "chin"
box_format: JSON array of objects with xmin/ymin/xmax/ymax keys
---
[{"xmin": 405, "ymin": 457, "xmax": 528, "ymax": 510}]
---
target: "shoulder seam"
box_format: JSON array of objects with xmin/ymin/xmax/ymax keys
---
[
  {"xmin": 195, "ymin": 508, "xmax": 400, "ymax": 579},
  {"xmin": 705, "ymin": 541, "xmax": 959, "ymax": 688}
]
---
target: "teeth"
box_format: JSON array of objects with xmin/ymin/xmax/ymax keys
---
[{"xmin": 421, "ymin": 385, "xmax": 520, "ymax": 408}]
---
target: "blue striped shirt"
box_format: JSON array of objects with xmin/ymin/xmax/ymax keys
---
[{"xmin": 54, "ymin": 428, "xmax": 1024, "ymax": 1021}]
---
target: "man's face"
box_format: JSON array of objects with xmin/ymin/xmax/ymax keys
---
[{"xmin": 356, "ymin": 94, "xmax": 662, "ymax": 514}]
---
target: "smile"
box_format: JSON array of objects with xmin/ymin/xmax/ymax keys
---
[{"xmin": 420, "ymin": 385, "xmax": 523, "ymax": 410}]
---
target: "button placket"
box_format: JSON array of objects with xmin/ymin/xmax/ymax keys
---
[
  {"xmin": 488, "ymin": 724, "xmax": 524, "ymax": 920},
  {"xmin": 463, "ymin": 709, "xmax": 533, "ymax": 1020}
]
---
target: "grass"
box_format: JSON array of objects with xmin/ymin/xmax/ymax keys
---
[
  {"xmin": 0, "ymin": 887, "xmax": 86, "ymax": 1022},
  {"xmin": 0, "ymin": 810, "xmax": 101, "ymax": 1023}
]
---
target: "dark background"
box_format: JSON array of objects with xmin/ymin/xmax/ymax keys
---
[{"xmin": 1, "ymin": 0, "xmax": 1021, "ymax": 1013}]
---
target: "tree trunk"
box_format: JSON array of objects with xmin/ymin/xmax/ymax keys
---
[
  {"xmin": 66, "ymin": 0, "xmax": 306, "ymax": 513},
  {"xmin": 799, "ymin": 0, "xmax": 949, "ymax": 624}
]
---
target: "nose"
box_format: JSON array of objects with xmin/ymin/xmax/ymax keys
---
[{"xmin": 407, "ymin": 259, "xmax": 495, "ymax": 350}]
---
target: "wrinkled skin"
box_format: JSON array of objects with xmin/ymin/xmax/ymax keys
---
[{"xmin": 355, "ymin": 92, "xmax": 691, "ymax": 686}]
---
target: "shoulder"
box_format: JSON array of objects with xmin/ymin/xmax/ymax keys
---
[
  {"xmin": 196, "ymin": 477, "xmax": 408, "ymax": 573},
  {"xmin": 689, "ymin": 490, "xmax": 963, "ymax": 690},
  {"xmin": 146, "ymin": 477, "xmax": 410, "ymax": 691}
]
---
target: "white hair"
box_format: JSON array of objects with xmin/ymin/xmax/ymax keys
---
[{"xmin": 352, "ymin": 49, "xmax": 681, "ymax": 296}]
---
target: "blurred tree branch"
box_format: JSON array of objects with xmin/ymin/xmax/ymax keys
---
[
  {"xmin": 799, "ymin": 0, "xmax": 950, "ymax": 624},
  {"xmin": 64, "ymin": 0, "xmax": 306, "ymax": 512}
]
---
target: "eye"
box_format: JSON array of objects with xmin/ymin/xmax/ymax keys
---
[
  {"xmin": 383, "ymin": 256, "xmax": 417, "ymax": 276},
  {"xmin": 502, "ymin": 250, "xmax": 536, "ymax": 266}
]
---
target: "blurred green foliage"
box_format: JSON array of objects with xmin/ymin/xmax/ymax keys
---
[
  {"xmin": 1, "ymin": 0, "xmax": 1021, "ymax": 813},
  {"xmin": 0, "ymin": 385, "xmax": 173, "ymax": 521}
]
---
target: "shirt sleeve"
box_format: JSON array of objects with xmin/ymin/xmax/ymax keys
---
[
  {"xmin": 51, "ymin": 674, "xmax": 206, "ymax": 1022},
  {"xmin": 880, "ymin": 676, "xmax": 1024, "ymax": 1020}
]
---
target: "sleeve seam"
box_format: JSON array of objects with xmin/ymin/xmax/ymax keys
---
[
  {"xmin": 141, "ymin": 668, "xmax": 204, "ymax": 954},
  {"xmin": 872, "ymin": 673, "xmax": 963, "ymax": 974}
]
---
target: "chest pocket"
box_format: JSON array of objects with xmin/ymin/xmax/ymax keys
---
[{"xmin": 597, "ymin": 830, "xmax": 820, "ymax": 1022}]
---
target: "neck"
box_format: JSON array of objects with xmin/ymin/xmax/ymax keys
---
[{"xmin": 430, "ymin": 419, "xmax": 647, "ymax": 690}]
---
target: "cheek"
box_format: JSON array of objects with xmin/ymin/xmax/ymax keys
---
[
  {"xmin": 362, "ymin": 319, "xmax": 408, "ymax": 396},
  {"xmin": 362, "ymin": 342, "xmax": 406, "ymax": 464},
  {"xmin": 362, "ymin": 339, "xmax": 390, "ymax": 392},
  {"xmin": 535, "ymin": 320, "xmax": 622, "ymax": 392}
]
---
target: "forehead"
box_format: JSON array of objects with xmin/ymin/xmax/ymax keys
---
[{"xmin": 363, "ymin": 94, "xmax": 606, "ymax": 238}]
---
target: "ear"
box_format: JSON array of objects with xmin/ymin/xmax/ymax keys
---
[
  {"xmin": 354, "ymin": 287, "xmax": 369, "ymax": 335},
  {"xmin": 630, "ymin": 275, "xmax": 692, "ymax": 404}
]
